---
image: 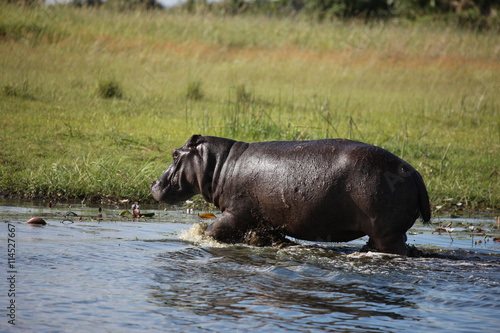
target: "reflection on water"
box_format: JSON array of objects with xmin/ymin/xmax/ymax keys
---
[{"xmin": 0, "ymin": 200, "xmax": 499, "ymax": 332}]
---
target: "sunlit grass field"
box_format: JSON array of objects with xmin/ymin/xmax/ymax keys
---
[{"xmin": 1, "ymin": 4, "xmax": 498, "ymax": 211}]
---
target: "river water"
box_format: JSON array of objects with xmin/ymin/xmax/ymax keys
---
[{"xmin": 1, "ymin": 200, "xmax": 499, "ymax": 332}]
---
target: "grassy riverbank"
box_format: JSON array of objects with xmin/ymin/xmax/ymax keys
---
[{"xmin": 0, "ymin": 4, "xmax": 498, "ymax": 212}]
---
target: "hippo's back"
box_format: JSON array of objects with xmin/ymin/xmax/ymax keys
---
[{"xmin": 238, "ymin": 138, "xmax": 397, "ymax": 179}]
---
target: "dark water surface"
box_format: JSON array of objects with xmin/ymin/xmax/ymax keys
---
[{"xmin": 1, "ymin": 200, "xmax": 499, "ymax": 332}]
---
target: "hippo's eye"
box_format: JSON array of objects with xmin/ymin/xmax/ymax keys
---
[{"xmin": 172, "ymin": 151, "xmax": 180, "ymax": 160}]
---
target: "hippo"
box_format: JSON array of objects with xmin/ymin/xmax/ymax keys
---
[{"xmin": 151, "ymin": 135, "xmax": 431, "ymax": 255}]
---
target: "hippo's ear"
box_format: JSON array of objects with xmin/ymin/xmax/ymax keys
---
[{"xmin": 186, "ymin": 134, "xmax": 206, "ymax": 150}]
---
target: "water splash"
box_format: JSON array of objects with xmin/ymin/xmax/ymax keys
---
[{"xmin": 178, "ymin": 222, "xmax": 227, "ymax": 248}]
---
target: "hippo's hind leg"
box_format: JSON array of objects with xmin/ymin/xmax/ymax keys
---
[
  {"xmin": 367, "ymin": 233, "xmax": 409, "ymax": 256},
  {"xmin": 365, "ymin": 204, "xmax": 419, "ymax": 256},
  {"xmin": 205, "ymin": 211, "xmax": 252, "ymax": 243}
]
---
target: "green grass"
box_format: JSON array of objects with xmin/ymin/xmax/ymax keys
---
[{"xmin": 0, "ymin": 4, "xmax": 498, "ymax": 212}]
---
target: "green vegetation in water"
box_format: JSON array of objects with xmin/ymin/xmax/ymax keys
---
[{"xmin": 0, "ymin": 4, "xmax": 498, "ymax": 213}]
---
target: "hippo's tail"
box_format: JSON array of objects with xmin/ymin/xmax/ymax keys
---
[{"xmin": 412, "ymin": 170, "xmax": 431, "ymax": 222}]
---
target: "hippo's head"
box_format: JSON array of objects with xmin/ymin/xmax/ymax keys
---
[
  {"xmin": 150, "ymin": 135, "xmax": 236, "ymax": 204},
  {"xmin": 150, "ymin": 135, "xmax": 205, "ymax": 204}
]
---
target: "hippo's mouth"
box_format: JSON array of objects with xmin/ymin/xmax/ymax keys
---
[
  {"xmin": 150, "ymin": 179, "xmax": 189, "ymax": 204},
  {"xmin": 150, "ymin": 180, "xmax": 169, "ymax": 203}
]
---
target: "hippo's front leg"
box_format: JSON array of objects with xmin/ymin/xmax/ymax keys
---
[{"xmin": 205, "ymin": 211, "xmax": 252, "ymax": 243}]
